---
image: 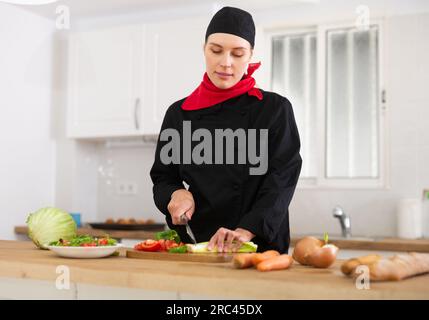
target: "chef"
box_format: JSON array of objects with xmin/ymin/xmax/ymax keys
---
[{"xmin": 150, "ymin": 6, "xmax": 302, "ymax": 253}]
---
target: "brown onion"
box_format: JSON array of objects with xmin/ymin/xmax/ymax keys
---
[
  {"xmin": 307, "ymin": 244, "xmax": 339, "ymax": 268},
  {"xmin": 292, "ymin": 236, "xmax": 323, "ymax": 265}
]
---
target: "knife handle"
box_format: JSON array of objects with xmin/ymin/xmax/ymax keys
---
[{"xmin": 180, "ymin": 213, "xmax": 188, "ymax": 224}]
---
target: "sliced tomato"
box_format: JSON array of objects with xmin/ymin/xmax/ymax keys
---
[
  {"xmin": 158, "ymin": 239, "xmax": 166, "ymax": 251},
  {"xmin": 156, "ymin": 239, "xmax": 185, "ymax": 252},
  {"xmin": 135, "ymin": 239, "xmax": 161, "ymax": 252},
  {"xmin": 165, "ymin": 240, "xmax": 179, "ymax": 250}
]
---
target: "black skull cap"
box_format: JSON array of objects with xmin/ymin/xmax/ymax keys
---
[{"xmin": 205, "ymin": 6, "xmax": 256, "ymax": 48}]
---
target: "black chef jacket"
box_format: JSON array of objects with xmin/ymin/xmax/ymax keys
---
[{"xmin": 150, "ymin": 89, "xmax": 302, "ymax": 253}]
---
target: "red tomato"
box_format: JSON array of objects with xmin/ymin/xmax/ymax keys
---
[
  {"xmin": 135, "ymin": 239, "xmax": 161, "ymax": 252},
  {"xmin": 82, "ymin": 242, "xmax": 97, "ymax": 247},
  {"xmin": 98, "ymin": 238, "xmax": 108, "ymax": 246},
  {"xmin": 165, "ymin": 240, "xmax": 179, "ymax": 250},
  {"xmin": 158, "ymin": 239, "xmax": 166, "ymax": 251}
]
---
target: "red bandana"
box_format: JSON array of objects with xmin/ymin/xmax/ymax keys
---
[{"xmin": 181, "ymin": 62, "xmax": 263, "ymax": 111}]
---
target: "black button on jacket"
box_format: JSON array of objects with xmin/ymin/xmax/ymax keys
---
[{"xmin": 150, "ymin": 89, "xmax": 302, "ymax": 253}]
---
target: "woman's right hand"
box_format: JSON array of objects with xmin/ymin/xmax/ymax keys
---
[{"xmin": 167, "ymin": 189, "xmax": 195, "ymax": 225}]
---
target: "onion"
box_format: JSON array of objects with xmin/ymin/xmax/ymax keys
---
[
  {"xmin": 307, "ymin": 244, "xmax": 339, "ymax": 268},
  {"xmin": 293, "ymin": 235, "xmax": 339, "ymax": 268},
  {"xmin": 292, "ymin": 236, "xmax": 323, "ymax": 265}
]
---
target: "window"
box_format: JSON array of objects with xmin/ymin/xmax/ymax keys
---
[
  {"xmin": 271, "ymin": 32, "xmax": 318, "ymax": 178},
  {"xmin": 268, "ymin": 22, "xmax": 385, "ymax": 188},
  {"xmin": 326, "ymin": 26, "xmax": 379, "ymax": 179}
]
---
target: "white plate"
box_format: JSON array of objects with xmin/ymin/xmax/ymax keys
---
[{"xmin": 46, "ymin": 244, "xmax": 122, "ymax": 259}]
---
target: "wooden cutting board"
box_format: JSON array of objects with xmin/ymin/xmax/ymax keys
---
[{"xmin": 126, "ymin": 249, "xmax": 234, "ymax": 263}]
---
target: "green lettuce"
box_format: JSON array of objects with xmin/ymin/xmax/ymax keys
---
[{"xmin": 155, "ymin": 230, "xmax": 181, "ymax": 243}]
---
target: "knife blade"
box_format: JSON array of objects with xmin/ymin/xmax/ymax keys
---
[{"xmin": 181, "ymin": 214, "xmax": 197, "ymax": 244}]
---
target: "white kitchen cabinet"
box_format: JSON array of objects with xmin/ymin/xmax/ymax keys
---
[
  {"xmin": 141, "ymin": 18, "xmax": 206, "ymax": 135},
  {"xmin": 67, "ymin": 25, "xmax": 144, "ymax": 138},
  {"xmin": 67, "ymin": 18, "xmax": 206, "ymax": 138}
]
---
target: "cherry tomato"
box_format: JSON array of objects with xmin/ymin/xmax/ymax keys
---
[{"xmin": 98, "ymin": 238, "xmax": 108, "ymax": 246}]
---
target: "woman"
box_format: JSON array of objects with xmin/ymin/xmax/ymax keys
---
[{"xmin": 150, "ymin": 6, "xmax": 302, "ymax": 253}]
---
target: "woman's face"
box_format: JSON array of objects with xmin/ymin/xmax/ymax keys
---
[{"xmin": 204, "ymin": 33, "xmax": 253, "ymax": 89}]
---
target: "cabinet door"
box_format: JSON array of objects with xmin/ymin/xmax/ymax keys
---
[
  {"xmin": 68, "ymin": 25, "xmax": 143, "ymax": 138},
  {"xmin": 142, "ymin": 18, "xmax": 206, "ymax": 135}
]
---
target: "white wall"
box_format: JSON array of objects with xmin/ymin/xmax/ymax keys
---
[
  {"xmin": 0, "ymin": 3, "xmax": 56, "ymax": 240},
  {"xmin": 51, "ymin": 30, "xmax": 99, "ymax": 228}
]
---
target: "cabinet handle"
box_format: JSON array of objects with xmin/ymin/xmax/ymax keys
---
[
  {"xmin": 134, "ymin": 98, "xmax": 141, "ymax": 130},
  {"xmin": 381, "ymin": 89, "xmax": 387, "ymax": 111}
]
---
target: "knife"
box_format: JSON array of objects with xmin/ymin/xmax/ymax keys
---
[{"xmin": 181, "ymin": 214, "xmax": 197, "ymax": 244}]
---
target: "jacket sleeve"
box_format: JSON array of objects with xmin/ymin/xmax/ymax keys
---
[
  {"xmin": 237, "ymin": 97, "xmax": 302, "ymax": 243},
  {"xmin": 150, "ymin": 107, "xmax": 185, "ymax": 216}
]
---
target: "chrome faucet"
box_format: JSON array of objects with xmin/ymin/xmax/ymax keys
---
[{"xmin": 333, "ymin": 206, "xmax": 352, "ymax": 238}]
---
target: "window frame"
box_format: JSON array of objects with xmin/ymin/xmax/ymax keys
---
[{"xmin": 264, "ymin": 19, "xmax": 389, "ymax": 190}]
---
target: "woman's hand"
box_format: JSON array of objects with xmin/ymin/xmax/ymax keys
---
[
  {"xmin": 167, "ymin": 189, "xmax": 195, "ymax": 225},
  {"xmin": 208, "ymin": 227, "xmax": 255, "ymax": 253}
]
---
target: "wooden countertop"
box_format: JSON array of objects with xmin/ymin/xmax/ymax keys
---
[
  {"xmin": 1, "ymin": 240, "xmax": 428, "ymax": 299},
  {"xmin": 15, "ymin": 226, "xmax": 429, "ymax": 252}
]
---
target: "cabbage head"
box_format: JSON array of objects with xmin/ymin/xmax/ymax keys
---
[{"xmin": 26, "ymin": 207, "xmax": 77, "ymax": 249}]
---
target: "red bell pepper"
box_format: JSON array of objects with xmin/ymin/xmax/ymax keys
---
[{"xmin": 134, "ymin": 239, "xmax": 161, "ymax": 252}]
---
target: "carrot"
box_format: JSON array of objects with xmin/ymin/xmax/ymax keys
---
[
  {"xmin": 256, "ymin": 254, "xmax": 294, "ymax": 272},
  {"xmin": 252, "ymin": 250, "xmax": 280, "ymax": 265},
  {"xmin": 232, "ymin": 253, "xmax": 256, "ymax": 269}
]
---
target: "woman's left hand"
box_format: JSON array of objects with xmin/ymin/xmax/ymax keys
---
[{"xmin": 208, "ymin": 227, "xmax": 255, "ymax": 253}]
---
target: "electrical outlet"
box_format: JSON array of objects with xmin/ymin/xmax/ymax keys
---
[{"xmin": 116, "ymin": 182, "xmax": 138, "ymax": 195}]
